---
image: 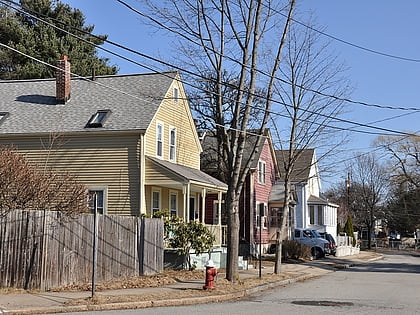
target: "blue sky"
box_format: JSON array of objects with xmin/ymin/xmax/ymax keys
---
[{"xmin": 61, "ymin": 0, "xmax": 420, "ymax": 188}]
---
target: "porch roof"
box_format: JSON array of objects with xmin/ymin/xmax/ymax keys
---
[
  {"xmin": 307, "ymin": 194, "xmax": 339, "ymax": 208},
  {"xmin": 146, "ymin": 156, "xmax": 228, "ymax": 192},
  {"xmin": 307, "ymin": 194, "xmax": 328, "ymax": 204}
]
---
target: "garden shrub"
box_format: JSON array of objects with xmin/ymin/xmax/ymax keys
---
[{"xmin": 282, "ymin": 240, "xmax": 312, "ymax": 260}]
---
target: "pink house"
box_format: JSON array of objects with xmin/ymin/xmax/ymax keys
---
[{"xmin": 200, "ymin": 129, "xmax": 279, "ymax": 257}]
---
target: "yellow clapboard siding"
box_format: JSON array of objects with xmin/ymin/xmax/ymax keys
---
[
  {"xmin": 145, "ymin": 78, "xmax": 201, "ymax": 169},
  {"xmin": 0, "ymin": 133, "xmax": 141, "ymax": 216}
]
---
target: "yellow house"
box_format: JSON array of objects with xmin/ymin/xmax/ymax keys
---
[{"xmin": 0, "ymin": 57, "xmax": 227, "ymax": 242}]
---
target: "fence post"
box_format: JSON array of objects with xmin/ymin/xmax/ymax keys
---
[
  {"xmin": 91, "ymin": 199, "xmax": 98, "ymax": 297},
  {"xmin": 40, "ymin": 210, "xmax": 47, "ymax": 291}
]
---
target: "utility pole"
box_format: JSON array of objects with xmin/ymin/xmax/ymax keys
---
[{"xmin": 346, "ymin": 172, "xmax": 351, "ymax": 214}]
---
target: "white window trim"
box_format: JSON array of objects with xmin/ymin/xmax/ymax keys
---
[
  {"xmin": 169, "ymin": 190, "xmax": 178, "ymax": 217},
  {"xmin": 151, "ymin": 188, "xmax": 161, "ymax": 215},
  {"xmin": 256, "ymin": 202, "xmax": 268, "ymax": 229},
  {"xmin": 156, "ymin": 121, "xmax": 164, "ymax": 159},
  {"xmin": 88, "ymin": 187, "xmax": 107, "ymax": 215},
  {"xmin": 169, "ymin": 126, "xmax": 177, "ymax": 162},
  {"xmin": 0, "ymin": 112, "xmax": 9, "ymax": 125},
  {"xmin": 258, "ymin": 160, "xmax": 266, "ymax": 185}
]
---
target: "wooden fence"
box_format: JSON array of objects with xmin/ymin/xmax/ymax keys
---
[{"xmin": 0, "ymin": 210, "xmax": 163, "ymax": 290}]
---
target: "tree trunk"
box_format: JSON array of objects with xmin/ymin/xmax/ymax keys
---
[
  {"xmin": 226, "ymin": 197, "xmax": 240, "ymax": 282},
  {"xmin": 275, "ymin": 181, "xmax": 291, "ymax": 273}
]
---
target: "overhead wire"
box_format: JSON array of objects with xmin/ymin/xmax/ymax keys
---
[
  {"xmin": 114, "ymin": 0, "xmax": 420, "ymax": 112},
  {"xmin": 2, "ymin": 1, "xmax": 420, "ymax": 216},
  {"xmin": 267, "ymin": 2, "xmax": 420, "ymax": 64},
  {"xmin": 0, "ymin": 0, "xmax": 419, "ymax": 140},
  {"xmin": 0, "ymin": 1, "xmax": 418, "ymax": 199}
]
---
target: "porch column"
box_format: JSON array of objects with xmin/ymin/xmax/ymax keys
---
[
  {"xmin": 217, "ymin": 191, "xmax": 222, "ymax": 226},
  {"xmin": 218, "ymin": 191, "xmax": 222, "ymax": 245},
  {"xmin": 201, "ymin": 188, "xmax": 206, "ymax": 224},
  {"xmin": 183, "ymin": 183, "xmax": 190, "ymax": 222},
  {"xmin": 182, "ymin": 184, "xmax": 186, "ymax": 222}
]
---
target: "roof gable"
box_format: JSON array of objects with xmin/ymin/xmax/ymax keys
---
[
  {"xmin": 0, "ymin": 72, "xmax": 177, "ymax": 135},
  {"xmin": 276, "ymin": 149, "xmax": 316, "ymax": 183},
  {"xmin": 201, "ymin": 128, "xmax": 278, "ymax": 174}
]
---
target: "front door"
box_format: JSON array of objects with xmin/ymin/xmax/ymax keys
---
[{"xmin": 189, "ymin": 196, "xmax": 197, "ymax": 221}]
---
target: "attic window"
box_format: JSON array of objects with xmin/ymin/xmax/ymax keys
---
[
  {"xmin": 85, "ymin": 110, "xmax": 111, "ymax": 128},
  {"xmin": 0, "ymin": 112, "xmax": 9, "ymax": 125},
  {"xmin": 173, "ymin": 87, "xmax": 179, "ymax": 102}
]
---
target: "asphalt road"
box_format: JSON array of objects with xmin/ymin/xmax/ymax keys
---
[{"xmin": 62, "ymin": 251, "xmax": 420, "ymax": 315}]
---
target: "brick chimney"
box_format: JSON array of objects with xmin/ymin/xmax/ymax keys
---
[{"xmin": 56, "ymin": 56, "xmax": 71, "ymax": 104}]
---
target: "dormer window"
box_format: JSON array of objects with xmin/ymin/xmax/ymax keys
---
[
  {"xmin": 0, "ymin": 112, "xmax": 9, "ymax": 126},
  {"xmin": 86, "ymin": 110, "xmax": 111, "ymax": 128}
]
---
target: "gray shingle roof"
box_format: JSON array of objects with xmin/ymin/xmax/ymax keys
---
[
  {"xmin": 0, "ymin": 72, "xmax": 177, "ymax": 135},
  {"xmin": 200, "ymin": 129, "xmax": 271, "ymax": 172},
  {"xmin": 276, "ymin": 149, "xmax": 315, "ymax": 183},
  {"xmin": 307, "ymin": 194, "xmax": 328, "ymax": 204}
]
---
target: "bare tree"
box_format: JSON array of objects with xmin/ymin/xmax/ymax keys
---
[
  {"xmin": 270, "ymin": 16, "xmax": 350, "ymax": 272},
  {"xmin": 0, "ymin": 145, "xmax": 88, "ymax": 216},
  {"xmin": 349, "ymin": 153, "xmax": 388, "ymax": 249},
  {"xmin": 374, "ymin": 134, "xmax": 420, "ymax": 235},
  {"xmin": 138, "ymin": 0, "xmax": 296, "ymax": 282},
  {"xmin": 375, "ymin": 134, "xmax": 420, "ymax": 189}
]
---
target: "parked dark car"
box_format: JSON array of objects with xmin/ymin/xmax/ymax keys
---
[{"xmin": 319, "ymin": 232, "xmax": 337, "ymax": 256}]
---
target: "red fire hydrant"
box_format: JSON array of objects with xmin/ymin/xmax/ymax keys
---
[{"xmin": 203, "ymin": 259, "xmax": 217, "ymax": 290}]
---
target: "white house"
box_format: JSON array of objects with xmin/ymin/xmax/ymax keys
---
[{"xmin": 274, "ymin": 149, "xmax": 338, "ymax": 241}]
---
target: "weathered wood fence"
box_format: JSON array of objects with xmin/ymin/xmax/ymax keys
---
[{"xmin": 0, "ymin": 210, "xmax": 163, "ymax": 290}]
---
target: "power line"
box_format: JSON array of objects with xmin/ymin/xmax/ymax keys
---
[
  {"xmin": 0, "ymin": 0, "xmax": 418, "ymax": 139},
  {"xmin": 113, "ymin": 0, "xmax": 420, "ymax": 112},
  {"xmin": 268, "ymin": 2, "xmax": 420, "ymax": 63}
]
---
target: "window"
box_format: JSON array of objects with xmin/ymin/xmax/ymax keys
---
[
  {"xmin": 156, "ymin": 122, "xmax": 163, "ymax": 158},
  {"xmin": 213, "ymin": 200, "xmax": 227, "ymax": 225},
  {"xmin": 309, "ymin": 205, "xmax": 315, "ymax": 225},
  {"xmin": 173, "ymin": 87, "xmax": 179, "ymax": 102},
  {"xmin": 258, "ymin": 160, "xmax": 266, "ymax": 184},
  {"xmin": 88, "ymin": 189, "xmax": 105, "ymax": 214},
  {"xmin": 169, "ymin": 192, "xmax": 177, "ymax": 217},
  {"xmin": 0, "ymin": 112, "xmax": 9, "ymax": 125},
  {"xmin": 303, "ymin": 229, "xmax": 313, "ymax": 238},
  {"xmin": 169, "ymin": 127, "xmax": 176, "ymax": 162},
  {"xmin": 152, "ymin": 189, "xmax": 161, "ymax": 215},
  {"xmin": 85, "ymin": 110, "xmax": 111, "ymax": 128},
  {"xmin": 317, "ymin": 206, "xmax": 323, "ymax": 225},
  {"xmin": 269, "ymin": 207, "xmax": 283, "ymax": 228},
  {"xmin": 256, "ymin": 202, "xmax": 267, "ymax": 229}
]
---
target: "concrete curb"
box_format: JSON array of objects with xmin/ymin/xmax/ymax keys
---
[
  {"xmin": 2, "ymin": 253, "xmax": 383, "ymax": 315},
  {"xmin": 1, "ymin": 273, "xmax": 325, "ymax": 315}
]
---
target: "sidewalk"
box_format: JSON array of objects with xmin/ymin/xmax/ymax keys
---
[{"xmin": 0, "ymin": 251, "xmax": 382, "ymax": 315}]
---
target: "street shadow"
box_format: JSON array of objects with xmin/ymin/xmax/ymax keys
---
[
  {"xmin": 299, "ymin": 250, "xmax": 420, "ymax": 275},
  {"xmin": 344, "ymin": 260, "xmax": 420, "ymax": 274}
]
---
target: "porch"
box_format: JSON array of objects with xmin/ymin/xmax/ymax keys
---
[{"xmin": 144, "ymin": 156, "xmax": 228, "ymax": 246}]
